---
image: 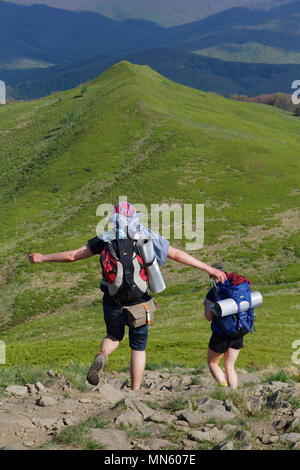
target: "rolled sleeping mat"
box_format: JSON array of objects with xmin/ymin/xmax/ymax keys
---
[
  {"xmin": 212, "ymin": 291, "xmax": 263, "ymax": 318},
  {"xmin": 137, "ymin": 238, "xmax": 166, "ymax": 293}
]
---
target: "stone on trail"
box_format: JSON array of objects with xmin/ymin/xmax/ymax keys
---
[
  {"xmin": 176, "ymin": 410, "xmax": 207, "ymax": 426},
  {"xmin": 279, "ymin": 433, "xmax": 300, "ymax": 445},
  {"xmin": 62, "ymin": 417, "xmax": 74, "ymax": 426},
  {"xmin": 146, "ymin": 438, "xmax": 177, "ymax": 450},
  {"xmin": 1, "ymin": 443, "xmax": 28, "ymax": 450},
  {"xmin": 124, "ymin": 397, "xmax": 154, "ymax": 420},
  {"xmin": 273, "ymin": 418, "xmax": 287, "ymax": 431},
  {"xmin": 37, "ymin": 396, "xmax": 57, "ymax": 407},
  {"xmin": 294, "ymin": 408, "xmax": 300, "ymax": 419},
  {"xmin": 240, "ymin": 443, "xmax": 253, "ymax": 450},
  {"xmin": 97, "ymin": 384, "xmax": 125, "ymax": 406},
  {"xmin": 222, "ymin": 424, "xmax": 238, "ymax": 434},
  {"xmin": 261, "ymin": 435, "xmax": 279, "ymax": 444},
  {"xmin": 23, "ymin": 441, "xmax": 35, "ymax": 448},
  {"xmin": 25, "ymin": 384, "xmax": 38, "ymax": 395},
  {"xmin": 285, "ymin": 417, "xmax": 299, "ymax": 432},
  {"xmin": 189, "ymin": 428, "xmax": 227, "ymax": 444},
  {"xmin": 79, "ymin": 398, "xmax": 92, "ymax": 404},
  {"xmin": 269, "ymin": 381, "xmax": 290, "ymax": 390},
  {"xmin": 224, "ymin": 399, "xmax": 239, "ymax": 414},
  {"xmin": 196, "ymin": 397, "xmax": 235, "ymax": 421},
  {"xmin": 235, "ymin": 430, "xmax": 252, "ymax": 441},
  {"xmin": 181, "ymin": 438, "xmax": 199, "ymax": 450},
  {"xmin": 0, "ymin": 412, "xmax": 33, "ymax": 429},
  {"xmin": 246, "ymin": 397, "xmax": 262, "ymax": 414},
  {"xmin": 35, "ymin": 382, "xmax": 46, "ymax": 392},
  {"xmin": 148, "ymin": 411, "xmax": 174, "ymax": 425},
  {"xmin": 32, "ymin": 417, "xmax": 58, "ymax": 429},
  {"xmin": 115, "ymin": 410, "xmax": 143, "ymax": 427},
  {"xmin": 91, "ymin": 429, "xmax": 130, "ymax": 450},
  {"xmin": 213, "ymin": 441, "xmax": 234, "ymax": 450},
  {"xmin": 147, "ymin": 423, "xmax": 167, "ymax": 437},
  {"xmin": 5, "ymin": 385, "xmax": 28, "ymax": 397}
]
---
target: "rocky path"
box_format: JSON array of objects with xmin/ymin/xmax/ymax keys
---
[{"xmin": 0, "ymin": 368, "xmax": 299, "ymax": 450}]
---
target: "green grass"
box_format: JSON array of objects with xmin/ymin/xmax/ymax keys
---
[
  {"xmin": 53, "ymin": 415, "xmax": 108, "ymax": 450},
  {"xmin": 0, "ymin": 364, "xmax": 54, "ymax": 394},
  {"xmin": 264, "ymin": 370, "xmax": 291, "ymax": 383},
  {"xmin": 0, "ymin": 61, "xmax": 299, "ymax": 375},
  {"xmin": 164, "ymin": 397, "xmax": 189, "ymax": 413}
]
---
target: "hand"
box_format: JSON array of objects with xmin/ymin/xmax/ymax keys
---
[
  {"xmin": 208, "ymin": 267, "xmax": 227, "ymax": 284},
  {"xmin": 28, "ymin": 253, "xmax": 44, "ymax": 264}
]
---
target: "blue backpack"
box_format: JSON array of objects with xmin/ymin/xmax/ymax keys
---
[{"xmin": 211, "ymin": 274, "xmax": 256, "ymax": 338}]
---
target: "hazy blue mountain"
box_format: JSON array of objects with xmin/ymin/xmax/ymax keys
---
[
  {"xmin": 4, "ymin": 47, "xmax": 300, "ymax": 101},
  {"xmin": 1, "ymin": 0, "xmax": 300, "ymax": 70},
  {"xmin": 0, "ymin": 1, "xmax": 163, "ymax": 65},
  {"xmin": 3, "ymin": 0, "xmax": 293, "ymax": 26}
]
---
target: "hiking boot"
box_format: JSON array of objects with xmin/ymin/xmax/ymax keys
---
[{"xmin": 86, "ymin": 352, "xmax": 108, "ymax": 386}]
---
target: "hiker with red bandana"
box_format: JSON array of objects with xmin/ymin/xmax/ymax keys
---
[
  {"xmin": 204, "ymin": 262, "xmax": 255, "ymax": 389},
  {"xmin": 29, "ymin": 202, "xmax": 226, "ymax": 391}
]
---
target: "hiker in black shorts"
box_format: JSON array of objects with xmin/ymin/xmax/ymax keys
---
[
  {"xmin": 29, "ymin": 203, "xmax": 227, "ymax": 391},
  {"xmin": 204, "ymin": 262, "xmax": 244, "ymax": 389}
]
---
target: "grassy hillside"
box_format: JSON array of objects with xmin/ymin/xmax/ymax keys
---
[{"xmin": 0, "ymin": 62, "xmax": 299, "ymax": 373}]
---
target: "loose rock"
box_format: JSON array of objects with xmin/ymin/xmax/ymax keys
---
[
  {"xmin": 91, "ymin": 428, "xmax": 130, "ymax": 450},
  {"xmin": 35, "ymin": 382, "xmax": 46, "ymax": 393},
  {"xmin": 235, "ymin": 430, "xmax": 251, "ymax": 441},
  {"xmin": 1, "ymin": 443, "xmax": 28, "ymax": 450},
  {"xmin": 247, "ymin": 397, "xmax": 262, "ymax": 414},
  {"xmin": 279, "ymin": 433, "xmax": 300, "ymax": 445},
  {"xmin": 213, "ymin": 441, "xmax": 234, "ymax": 450},
  {"xmin": 115, "ymin": 410, "xmax": 143, "ymax": 427},
  {"xmin": 37, "ymin": 396, "xmax": 57, "ymax": 407},
  {"xmin": 5, "ymin": 386, "xmax": 28, "ymax": 397}
]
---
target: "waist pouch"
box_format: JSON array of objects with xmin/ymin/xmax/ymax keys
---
[{"xmin": 123, "ymin": 298, "xmax": 158, "ymax": 328}]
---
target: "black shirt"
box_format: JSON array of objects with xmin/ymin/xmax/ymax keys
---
[
  {"xmin": 206, "ymin": 287, "xmax": 216, "ymax": 303},
  {"xmin": 87, "ymin": 236, "xmax": 152, "ymax": 307}
]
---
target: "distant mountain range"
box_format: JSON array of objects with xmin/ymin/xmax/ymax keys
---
[
  {"xmin": 3, "ymin": 0, "xmax": 293, "ymax": 26},
  {"xmin": 1, "ymin": 0, "xmax": 300, "ymax": 100},
  {"xmin": 4, "ymin": 47, "xmax": 300, "ymax": 100},
  {"xmin": 1, "ymin": 0, "xmax": 300, "ymax": 69}
]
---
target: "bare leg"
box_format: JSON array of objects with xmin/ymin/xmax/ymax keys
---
[
  {"xmin": 224, "ymin": 348, "xmax": 240, "ymax": 389},
  {"xmin": 130, "ymin": 349, "xmax": 146, "ymax": 391},
  {"xmin": 101, "ymin": 335, "xmax": 120, "ymax": 357},
  {"xmin": 207, "ymin": 348, "xmax": 226, "ymax": 385}
]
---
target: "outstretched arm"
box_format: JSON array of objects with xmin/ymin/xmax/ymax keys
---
[
  {"xmin": 29, "ymin": 244, "xmax": 94, "ymax": 264},
  {"xmin": 167, "ymin": 246, "xmax": 227, "ymax": 283}
]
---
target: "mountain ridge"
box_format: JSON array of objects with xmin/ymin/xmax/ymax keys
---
[
  {"xmin": 2, "ymin": 0, "xmax": 293, "ymax": 26},
  {"xmin": 3, "ymin": 47, "xmax": 300, "ymax": 101}
]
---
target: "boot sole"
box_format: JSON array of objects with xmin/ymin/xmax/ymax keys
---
[{"xmin": 86, "ymin": 353, "xmax": 107, "ymax": 386}]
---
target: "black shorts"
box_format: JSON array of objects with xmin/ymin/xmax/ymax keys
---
[{"xmin": 209, "ymin": 333, "xmax": 244, "ymax": 354}]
